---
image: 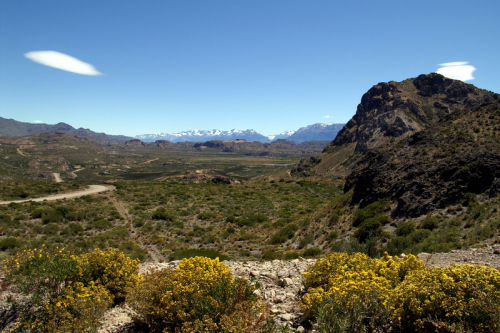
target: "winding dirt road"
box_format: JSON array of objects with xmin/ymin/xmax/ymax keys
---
[{"xmin": 0, "ymin": 185, "xmax": 114, "ymax": 205}]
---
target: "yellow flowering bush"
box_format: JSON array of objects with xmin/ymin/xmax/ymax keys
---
[
  {"xmin": 128, "ymin": 256, "xmax": 276, "ymax": 333},
  {"xmin": 301, "ymin": 252, "xmax": 425, "ymax": 332},
  {"xmin": 3, "ymin": 247, "xmax": 142, "ymax": 332},
  {"xmin": 392, "ymin": 264, "xmax": 500, "ymax": 332},
  {"xmin": 73, "ymin": 247, "xmax": 142, "ymax": 302},
  {"xmin": 3, "ymin": 246, "xmax": 78, "ymax": 304},
  {"xmin": 20, "ymin": 282, "xmax": 112, "ymax": 333},
  {"xmin": 375, "ymin": 252, "xmax": 426, "ymax": 287}
]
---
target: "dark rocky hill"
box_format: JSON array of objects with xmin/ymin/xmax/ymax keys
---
[
  {"xmin": 291, "ymin": 73, "xmax": 499, "ymax": 178},
  {"xmin": 0, "ymin": 117, "xmax": 133, "ymax": 143},
  {"xmin": 345, "ymin": 101, "xmax": 500, "ymax": 217}
]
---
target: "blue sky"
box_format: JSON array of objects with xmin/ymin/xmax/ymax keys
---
[{"xmin": 1, "ymin": 1, "xmax": 499, "ymax": 137}]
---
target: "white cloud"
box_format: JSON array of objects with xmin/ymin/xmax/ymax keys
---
[
  {"xmin": 323, "ymin": 115, "xmax": 331, "ymax": 118},
  {"xmin": 34, "ymin": 120, "xmax": 43, "ymax": 123},
  {"xmin": 24, "ymin": 51, "xmax": 103, "ymax": 76},
  {"xmin": 437, "ymin": 61, "xmax": 475, "ymax": 81}
]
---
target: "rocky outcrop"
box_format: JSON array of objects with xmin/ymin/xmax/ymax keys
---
[
  {"xmin": 292, "ymin": 74, "xmax": 499, "ymax": 178},
  {"xmin": 124, "ymin": 139, "xmax": 147, "ymax": 147},
  {"xmin": 344, "ymin": 101, "xmax": 500, "ymax": 217},
  {"xmin": 183, "ymin": 170, "xmax": 243, "ymax": 184},
  {"xmin": 329, "ymin": 73, "xmax": 499, "ymax": 154}
]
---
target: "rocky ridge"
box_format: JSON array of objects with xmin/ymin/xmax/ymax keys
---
[
  {"xmin": 344, "ymin": 100, "xmax": 500, "ymax": 216},
  {"xmin": 291, "ymin": 73, "xmax": 499, "ymax": 178}
]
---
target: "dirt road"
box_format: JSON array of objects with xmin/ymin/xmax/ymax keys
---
[{"xmin": 0, "ymin": 185, "xmax": 114, "ymax": 205}]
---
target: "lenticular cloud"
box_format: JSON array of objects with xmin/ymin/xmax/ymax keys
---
[
  {"xmin": 24, "ymin": 51, "xmax": 103, "ymax": 75},
  {"xmin": 437, "ymin": 62, "xmax": 475, "ymax": 81}
]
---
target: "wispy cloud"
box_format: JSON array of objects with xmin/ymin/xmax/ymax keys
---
[
  {"xmin": 24, "ymin": 51, "xmax": 103, "ymax": 76},
  {"xmin": 437, "ymin": 61, "xmax": 475, "ymax": 81},
  {"xmin": 323, "ymin": 115, "xmax": 331, "ymax": 118},
  {"xmin": 34, "ymin": 120, "xmax": 43, "ymax": 123}
]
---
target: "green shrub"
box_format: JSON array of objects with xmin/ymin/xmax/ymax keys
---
[
  {"xmin": 92, "ymin": 218, "xmax": 112, "ymax": 230},
  {"xmin": 419, "ymin": 216, "xmax": 439, "ymax": 230},
  {"xmin": 31, "ymin": 209, "xmax": 45, "ymax": 219},
  {"xmin": 353, "ymin": 199, "xmax": 390, "ymax": 227},
  {"xmin": 152, "ymin": 210, "xmax": 176, "ymax": 221},
  {"xmin": 303, "ymin": 247, "xmax": 322, "ymax": 257},
  {"xmin": 236, "ymin": 218, "xmax": 255, "ymax": 227},
  {"xmin": 226, "ymin": 215, "xmax": 237, "ymax": 223},
  {"xmin": 298, "ymin": 235, "xmax": 314, "ymax": 249},
  {"xmin": 326, "ymin": 231, "xmax": 339, "ymax": 242},
  {"xmin": 270, "ymin": 224, "xmax": 298, "ymax": 244},
  {"xmin": 354, "ymin": 218, "xmax": 382, "ymax": 243},
  {"xmin": 198, "ymin": 212, "xmax": 218, "ymax": 220},
  {"xmin": 385, "ymin": 236, "xmax": 412, "ymax": 256},
  {"xmin": 0, "ymin": 237, "xmax": 21, "ymax": 251},
  {"xmin": 284, "ymin": 251, "xmax": 300, "ymax": 260},
  {"xmin": 42, "ymin": 211, "xmax": 64, "ymax": 224},
  {"xmin": 66, "ymin": 211, "xmax": 84, "ymax": 221},
  {"xmin": 408, "ymin": 229, "xmax": 431, "ymax": 243},
  {"xmin": 269, "ymin": 235, "xmax": 287, "ymax": 245},
  {"xmin": 395, "ymin": 221, "xmax": 416, "ymax": 237},
  {"xmin": 247, "ymin": 213, "xmax": 270, "ymax": 224},
  {"xmin": 262, "ymin": 251, "xmax": 282, "ymax": 260}
]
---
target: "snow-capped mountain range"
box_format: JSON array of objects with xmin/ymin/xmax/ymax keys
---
[{"xmin": 135, "ymin": 123, "xmax": 345, "ymax": 143}]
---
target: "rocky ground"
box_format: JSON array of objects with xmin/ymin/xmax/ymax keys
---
[{"xmin": 98, "ymin": 244, "xmax": 500, "ymax": 333}]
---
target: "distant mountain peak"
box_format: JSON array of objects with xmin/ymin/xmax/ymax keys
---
[
  {"xmin": 136, "ymin": 123, "xmax": 345, "ymax": 143},
  {"xmin": 135, "ymin": 128, "xmax": 270, "ymax": 143}
]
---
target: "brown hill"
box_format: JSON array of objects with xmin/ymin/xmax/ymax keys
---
[{"xmin": 291, "ymin": 73, "xmax": 499, "ymax": 178}]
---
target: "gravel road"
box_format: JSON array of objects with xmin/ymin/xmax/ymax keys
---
[{"xmin": 0, "ymin": 185, "xmax": 114, "ymax": 205}]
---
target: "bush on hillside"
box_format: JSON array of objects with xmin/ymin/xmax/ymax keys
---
[
  {"xmin": 128, "ymin": 256, "xmax": 278, "ymax": 332},
  {"xmin": 74, "ymin": 248, "xmax": 142, "ymax": 302},
  {"xmin": 393, "ymin": 264, "xmax": 500, "ymax": 332},
  {"xmin": 301, "ymin": 252, "xmax": 425, "ymax": 331},
  {"xmin": 302, "ymin": 252, "xmax": 500, "ymax": 333}
]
